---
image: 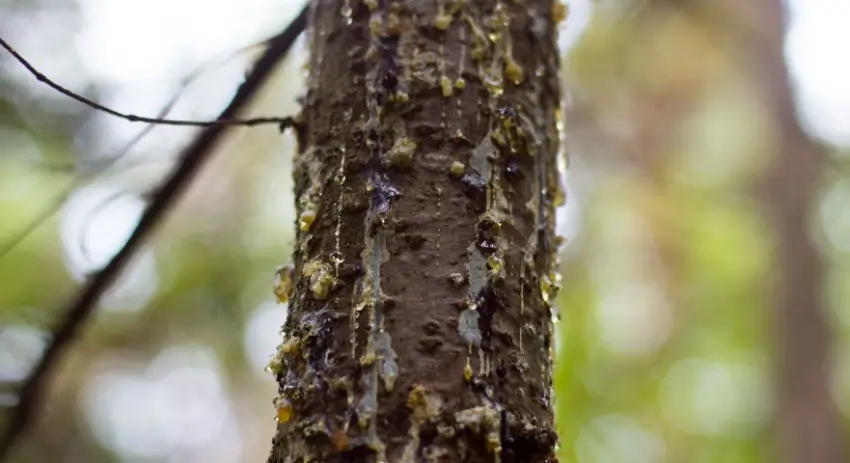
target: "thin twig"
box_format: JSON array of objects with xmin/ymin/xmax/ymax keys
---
[
  {"xmin": 0, "ymin": 36, "xmax": 295, "ymax": 129},
  {"xmin": 25, "ymin": 32, "xmax": 285, "ymax": 173},
  {"xmin": 0, "ymin": 5, "xmax": 308, "ymax": 459},
  {"xmin": 0, "ymin": 25, "xmax": 297, "ymax": 260}
]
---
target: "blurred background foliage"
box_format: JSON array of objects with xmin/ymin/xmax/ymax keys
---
[{"xmin": 0, "ymin": 0, "xmax": 848, "ymax": 462}]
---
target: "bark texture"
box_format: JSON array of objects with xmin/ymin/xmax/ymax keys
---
[{"xmin": 269, "ymin": 0, "xmax": 564, "ymax": 461}]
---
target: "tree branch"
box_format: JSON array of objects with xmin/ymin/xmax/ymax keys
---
[
  {"xmin": 0, "ymin": 22, "xmax": 308, "ymax": 261},
  {"xmin": 0, "ymin": 5, "xmax": 308, "ymax": 459},
  {"xmin": 0, "ymin": 36, "xmax": 294, "ymax": 129}
]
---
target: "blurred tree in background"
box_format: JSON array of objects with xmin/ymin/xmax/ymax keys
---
[{"xmin": 0, "ymin": 0, "xmax": 848, "ymax": 462}]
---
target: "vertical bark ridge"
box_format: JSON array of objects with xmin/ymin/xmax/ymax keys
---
[{"xmin": 269, "ymin": 1, "xmax": 565, "ymax": 461}]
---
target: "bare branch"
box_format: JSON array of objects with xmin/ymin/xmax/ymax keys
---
[
  {"xmin": 0, "ymin": 23, "xmax": 301, "ymax": 261},
  {"xmin": 21, "ymin": 32, "xmax": 287, "ymax": 173},
  {"xmin": 0, "ymin": 5, "xmax": 308, "ymax": 459},
  {"xmin": 0, "ymin": 37, "xmax": 295, "ymax": 130}
]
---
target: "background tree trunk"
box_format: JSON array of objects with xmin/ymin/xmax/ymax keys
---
[
  {"xmin": 268, "ymin": 0, "xmax": 564, "ymax": 461},
  {"xmin": 740, "ymin": 0, "xmax": 847, "ymax": 461}
]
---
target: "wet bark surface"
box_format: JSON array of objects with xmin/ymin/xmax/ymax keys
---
[{"xmin": 269, "ymin": 1, "xmax": 564, "ymax": 461}]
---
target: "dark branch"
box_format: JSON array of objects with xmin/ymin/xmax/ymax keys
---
[
  {"xmin": 0, "ymin": 24, "xmax": 307, "ymax": 261},
  {"xmin": 0, "ymin": 5, "xmax": 308, "ymax": 459},
  {"xmin": 0, "ymin": 37, "xmax": 296, "ymax": 129},
  {"xmin": 20, "ymin": 31, "xmax": 288, "ymax": 173}
]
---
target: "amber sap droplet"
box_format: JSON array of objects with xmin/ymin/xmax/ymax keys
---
[
  {"xmin": 450, "ymin": 161, "xmax": 465, "ymax": 177},
  {"xmin": 551, "ymin": 1, "xmax": 569, "ymax": 24},
  {"xmin": 266, "ymin": 354, "xmax": 283, "ymax": 376},
  {"xmin": 464, "ymin": 358, "xmax": 473, "ymax": 382},
  {"xmin": 555, "ymin": 107, "xmax": 564, "ymax": 132},
  {"xmin": 332, "ymin": 429, "xmax": 350, "ymax": 451},
  {"xmin": 273, "ymin": 265, "xmax": 293, "ymax": 304},
  {"xmin": 434, "ymin": 12, "xmax": 452, "ymax": 30},
  {"xmin": 387, "ymin": 12, "xmax": 402, "ymax": 36},
  {"xmin": 540, "ymin": 275, "xmax": 553, "ymax": 304},
  {"xmin": 554, "ymin": 186, "xmax": 566, "ymax": 207},
  {"xmin": 274, "ymin": 396, "xmax": 294, "ymax": 423},
  {"xmin": 360, "ymin": 350, "xmax": 377, "ymax": 366},
  {"xmin": 300, "ymin": 208, "xmax": 318, "ymax": 232},
  {"xmin": 505, "ymin": 58, "xmax": 524, "ymax": 85}
]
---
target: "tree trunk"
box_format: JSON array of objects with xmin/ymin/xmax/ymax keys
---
[
  {"xmin": 268, "ymin": 0, "xmax": 563, "ymax": 461},
  {"xmin": 743, "ymin": 1, "xmax": 847, "ymax": 461}
]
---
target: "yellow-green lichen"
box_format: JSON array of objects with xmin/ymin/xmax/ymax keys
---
[
  {"xmin": 440, "ymin": 75, "xmax": 453, "ymax": 97},
  {"xmin": 540, "ymin": 273, "xmax": 562, "ymax": 304},
  {"xmin": 386, "ymin": 137, "xmax": 417, "ymax": 169},
  {"xmin": 455, "ymin": 405, "xmax": 502, "ymax": 456},
  {"xmin": 455, "ymin": 78, "xmax": 466, "ymax": 90},
  {"xmin": 360, "ymin": 351, "xmax": 377, "ymax": 366},
  {"xmin": 402, "ymin": 385, "xmax": 444, "ymax": 462},
  {"xmin": 407, "ymin": 385, "xmax": 440, "ymax": 418},
  {"xmin": 280, "ymin": 336, "xmax": 301, "ymax": 355},
  {"xmin": 434, "ymin": 12, "xmax": 452, "ymax": 30},
  {"xmin": 369, "ymin": 14, "xmax": 382, "ymax": 37},
  {"xmin": 486, "ymin": 254, "xmax": 504, "ymax": 275},
  {"xmin": 303, "ymin": 259, "xmax": 335, "ymax": 300},
  {"xmin": 266, "ymin": 352, "xmax": 284, "ymax": 376}
]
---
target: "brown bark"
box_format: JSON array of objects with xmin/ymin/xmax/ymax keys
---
[{"xmin": 268, "ymin": 0, "xmax": 563, "ymax": 462}]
